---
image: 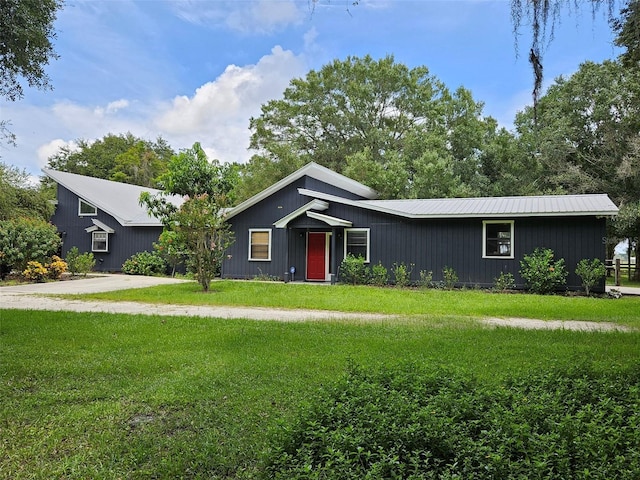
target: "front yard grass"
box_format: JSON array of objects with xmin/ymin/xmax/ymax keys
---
[
  {"xmin": 2, "ymin": 308, "xmax": 639, "ymax": 479},
  {"xmin": 66, "ymin": 280, "xmax": 640, "ymax": 329}
]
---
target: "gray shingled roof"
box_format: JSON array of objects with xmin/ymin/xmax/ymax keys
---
[{"xmin": 43, "ymin": 169, "xmax": 183, "ymax": 226}]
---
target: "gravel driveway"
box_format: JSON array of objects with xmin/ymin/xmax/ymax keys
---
[{"xmin": 0, "ymin": 274, "xmax": 633, "ymax": 331}]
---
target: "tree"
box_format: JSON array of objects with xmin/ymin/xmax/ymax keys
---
[
  {"xmin": 141, "ymin": 143, "xmax": 236, "ymax": 292},
  {"xmin": 46, "ymin": 133, "xmax": 174, "ymax": 187},
  {"xmin": 515, "ymin": 59, "xmax": 640, "ymax": 204},
  {"xmin": 1, "ymin": 0, "xmax": 63, "ymax": 152},
  {"xmin": 612, "ymin": 0, "xmax": 640, "ymax": 69},
  {"xmin": 0, "ymin": 217, "xmax": 60, "ymax": 278},
  {"xmin": 0, "ymin": 161, "xmax": 54, "ymax": 221},
  {"xmin": 246, "ymin": 54, "xmax": 501, "ymax": 200}
]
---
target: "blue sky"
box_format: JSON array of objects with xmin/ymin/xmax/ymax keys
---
[{"xmin": 0, "ymin": 0, "xmax": 622, "ymax": 179}]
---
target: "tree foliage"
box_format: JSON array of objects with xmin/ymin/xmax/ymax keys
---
[
  {"xmin": 141, "ymin": 142, "xmax": 236, "ymax": 292},
  {"xmin": 0, "ymin": 217, "xmax": 60, "ymax": 278},
  {"xmin": 0, "ymin": 161, "xmax": 54, "ymax": 221},
  {"xmin": 245, "ymin": 55, "xmax": 511, "ymax": 200},
  {"xmin": 46, "ymin": 132, "xmax": 174, "ymax": 188},
  {"xmin": 0, "ymin": 0, "xmax": 63, "ymax": 102}
]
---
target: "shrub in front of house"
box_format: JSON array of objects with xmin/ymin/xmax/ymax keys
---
[
  {"xmin": 392, "ymin": 262, "xmax": 414, "ymax": 287},
  {"xmin": 369, "ymin": 261, "xmax": 388, "ymax": 287},
  {"xmin": 520, "ymin": 247, "xmax": 568, "ymax": 294},
  {"xmin": 0, "ymin": 217, "xmax": 61, "ymax": 277},
  {"xmin": 442, "ymin": 265, "xmax": 459, "ymax": 289},
  {"xmin": 22, "ymin": 261, "xmax": 48, "ymax": 283},
  {"xmin": 339, "ymin": 254, "xmax": 369, "ymax": 285},
  {"xmin": 493, "ymin": 271, "xmax": 516, "ymax": 292},
  {"xmin": 122, "ymin": 251, "xmax": 167, "ymax": 276},
  {"xmin": 264, "ymin": 362, "xmax": 640, "ymax": 479},
  {"xmin": 47, "ymin": 255, "xmax": 68, "ymax": 280},
  {"xmin": 65, "ymin": 247, "xmax": 96, "ymax": 276},
  {"xmin": 575, "ymin": 258, "xmax": 607, "ymax": 296}
]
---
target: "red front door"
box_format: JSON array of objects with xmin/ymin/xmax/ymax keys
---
[{"xmin": 307, "ymin": 232, "xmax": 327, "ymax": 281}]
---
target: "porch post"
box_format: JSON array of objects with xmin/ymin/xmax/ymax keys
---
[{"xmin": 330, "ymin": 227, "xmax": 337, "ymax": 276}]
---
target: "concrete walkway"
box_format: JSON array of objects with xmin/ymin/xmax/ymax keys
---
[{"xmin": 0, "ymin": 274, "xmax": 635, "ymax": 331}]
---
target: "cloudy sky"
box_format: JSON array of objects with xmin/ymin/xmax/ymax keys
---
[{"xmin": 1, "ymin": 0, "xmax": 621, "ymax": 179}]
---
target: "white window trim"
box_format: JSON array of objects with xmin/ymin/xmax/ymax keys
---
[
  {"xmin": 344, "ymin": 228, "xmax": 370, "ymax": 263},
  {"xmin": 78, "ymin": 198, "xmax": 97, "ymax": 216},
  {"xmin": 248, "ymin": 228, "xmax": 272, "ymax": 261},
  {"xmin": 92, "ymin": 231, "xmax": 109, "ymax": 252},
  {"xmin": 482, "ymin": 220, "xmax": 514, "ymax": 259}
]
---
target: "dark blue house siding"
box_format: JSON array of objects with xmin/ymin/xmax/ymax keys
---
[
  {"xmin": 222, "ymin": 175, "xmax": 608, "ymax": 292},
  {"xmin": 51, "ymin": 184, "xmax": 163, "ymax": 272}
]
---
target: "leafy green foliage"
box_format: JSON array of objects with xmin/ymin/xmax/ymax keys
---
[
  {"xmin": 369, "ymin": 261, "xmax": 388, "ymax": 287},
  {"xmin": 141, "ymin": 142, "xmax": 236, "ymax": 292},
  {"xmin": 0, "ymin": 217, "xmax": 60, "ymax": 276},
  {"xmin": 575, "ymin": 258, "xmax": 607, "ymax": 296},
  {"xmin": 520, "ymin": 247, "xmax": 568, "ymax": 294},
  {"xmin": 265, "ymin": 362, "xmax": 640, "ymax": 479},
  {"xmin": 0, "ymin": 161, "xmax": 54, "ymax": 220},
  {"xmin": 392, "ymin": 261, "xmax": 414, "ymax": 287},
  {"xmin": 418, "ymin": 269, "xmax": 433, "ymax": 288},
  {"xmin": 338, "ymin": 254, "xmax": 369, "ymax": 285},
  {"xmin": 0, "ymin": 0, "xmax": 63, "ymax": 102},
  {"xmin": 493, "ymin": 271, "xmax": 516, "ymax": 292},
  {"xmin": 122, "ymin": 251, "xmax": 166, "ymax": 276},
  {"xmin": 46, "ymin": 133, "xmax": 174, "ymax": 187},
  {"xmin": 64, "ymin": 246, "xmax": 95, "ymax": 276},
  {"xmin": 153, "ymin": 230, "xmax": 185, "ymax": 277},
  {"xmin": 442, "ymin": 265, "xmax": 459, "ymax": 290}
]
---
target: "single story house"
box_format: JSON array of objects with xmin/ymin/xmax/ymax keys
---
[
  {"xmin": 44, "ymin": 169, "xmax": 182, "ymax": 272},
  {"xmin": 221, "ymin": 163, "xmax": 619, "ymax": 291}
]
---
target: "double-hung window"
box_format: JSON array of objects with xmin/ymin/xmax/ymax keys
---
[
  {"xmin": 344, "ymin": 228, "xmax": 370, "ymax": 262},
  {"xmin": 92, "ymin": 231, "xmax": 109, "ymax": 252},
  {"xmin": 483, "ymin": 221, "xmax": 514, "ymax": 258},
  {"xmin": 249, "ymin": 229, "xmax": 271, "ymax": 261}
]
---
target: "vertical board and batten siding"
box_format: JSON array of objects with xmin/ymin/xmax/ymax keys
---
[
  {"xmin": 326, "ymin": 201, "xmax": 607, "ymax": 290},
  {"xmin": 52, "ymin": 185, "xmax": 163, "ymax": 272},
  {"xmin": 222, "ymin": 174, "xmax": 610, "ymax": 291}
]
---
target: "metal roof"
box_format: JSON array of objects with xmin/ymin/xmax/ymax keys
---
[
  {"xmin": 299, "ymin": 189, "xmax": 619, "ymax": 218},
  {"xmin": 225, "ymin": 162, "xmax": 378, "ymax": 219},
  {"xmin": 43, "ymin": 169, "xmax": 183, "ymax": 226}
]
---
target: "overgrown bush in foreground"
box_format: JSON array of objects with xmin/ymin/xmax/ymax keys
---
[
  {"xmin": 122, "ymin": 251, "xmax": 166, "ymax": 276},
  {"xmin": 520, "ymin": 247, "xmax": 568, "ymax": 294},
  {"xmin": 265, "ymin": 362, "xmax": 640, "ymax": 479},
  {"xmin": 65, "ymin": 247, "xmax": 95, "ymax": 276}
]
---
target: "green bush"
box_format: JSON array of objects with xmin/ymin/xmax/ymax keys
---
[
  {"xmin": 265, "ymin": 362, "xmax": 640, "ymax": 479},
  {"xmin": 520, "ymin": 247, "xmax": 568, "ymax": 294},
  {"xmin": 369, "ymin": 262, "xmax": 388, "ymax": 287},
  {"xmin": 442, "ymin": 265, "xmax": 458, "ymax": 289},
  {"xmin": 493, "ymin": 271, "xmax": 516, "ymax": 292},
  {"xmin": 418, "ymin": 269, "xmax": 433, "ymax": 288},
  {"xmin": 122, "ymin": 251, "xmax": 166, "ymax": 276},
  {"xmin": 65, "ymin": 247, "xmax": 95, "ymax": 276},
  {"xmin": 0, "ymin": 217, "xmax": 60, "ymax": 276},
  {"xmin": 575, "ymin": 258, "xmax": 607, "ymax": 296},
  {"xmin": 392, "ymin": 262, "xmax": 414, "ymax": 287},
  {"xmin": 339, "ymin": 254, "xmax": 369, "ymax": 285}
]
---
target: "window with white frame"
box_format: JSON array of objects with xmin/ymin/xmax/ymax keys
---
[
  {"xmin": 92, "ymin": 231, "xmax": 109, "ymax": 252},
  {"xmin": 249, "ymin": 229, "xmax": 271, "ymax": 261},
  {"xmin": 483, "ymin": 221, "xmax": 514, "ymax": 258},
  {"xmin": 344, "ymin": 228, "xmax": 370, "ymax": 262},
  {"xmin": 79, "ymin": 199, "xmax": 97, "ymax": 216}
]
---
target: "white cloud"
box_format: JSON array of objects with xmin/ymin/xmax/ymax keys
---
[
  {"xmin": 154, "ymin": 45, "xmax": 307, "ymax": 163},
  {"xmin": 171, "ymin": 0, "xmax": 304, "ymax": 33},
  {"xmin": 37, "ymin": 139, "xmax": 81, "ymax": 167}
]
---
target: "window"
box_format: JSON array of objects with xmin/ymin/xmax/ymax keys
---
[
  {"xmin": 483, "ymin": 221, "xmax": 514, "ymax": 258},
  {"xmin": 249, "ymin": 229, "xmax": 271, "ymax": 261},
  {"xmin": 345, "ymin": 228, "xmax": 370, "ymax": 262},
  {"xmin": 79, "ymin": 199, "xmax": 97, "ymax": 216},
  {"xmin": 92, "ymin": 231, "xmax": 108, "ymax": 252}
]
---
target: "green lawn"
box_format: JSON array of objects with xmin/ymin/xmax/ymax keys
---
[
  {"xmin": 68, "ymin": 280, "xmax": 640, "ymax": 329},
  {"xmin": 2, "ymin": 304, "xmax": 640, "ymax": 479}
]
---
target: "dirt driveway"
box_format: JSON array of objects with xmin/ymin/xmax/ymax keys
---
[{"xmin": 0, "ymin": 274, "xmax": 633, "ymax": 331}]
